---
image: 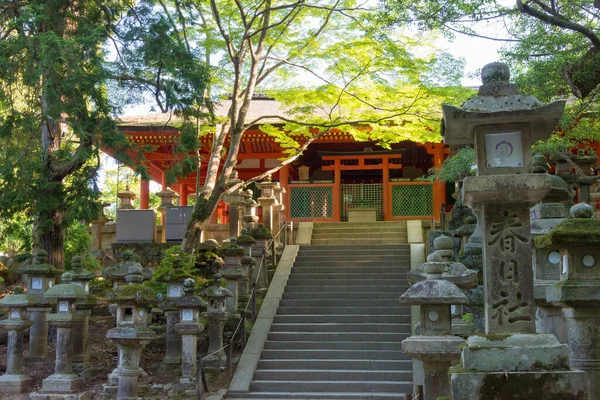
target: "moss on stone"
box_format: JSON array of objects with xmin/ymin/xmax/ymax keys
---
[
  {"xmin": 479, "ymin": 372, "xmax": 585, "ymax": 400},
  {"xmin": 113, "ymin": 284, "xmax": 156, "ymax": 304},
  {"xmin": 475, "ymin": 333, "xmax": 512, "ymax": 341},
  {"xmin": 535, "ymin": 219, "xmax": 600, "ymax": 248}
]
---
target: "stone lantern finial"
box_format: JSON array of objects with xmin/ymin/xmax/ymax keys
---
[{"xmin": 183, "ymin": 278, "xmax": 195, "ymax": 295}]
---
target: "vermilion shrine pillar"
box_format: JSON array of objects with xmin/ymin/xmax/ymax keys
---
[
  {"xmin": 140, "ymin": 180, "xmax": 150, "ymax": 210},
  {"xmin": 424, "ymin": 142, "xmax": 448, "ymax": 221},
  {"xmin": 180, "ymin": 184, "xmax": 188, "ymax": 206}
]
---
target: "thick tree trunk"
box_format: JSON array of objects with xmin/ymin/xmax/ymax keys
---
[
  {"xmin": 37, "ymin": 210, "xmax": 65, "ymax": 270},
  {"xmin": 181, "ymin": 186, "xmax": 225, "ymax": 253}
]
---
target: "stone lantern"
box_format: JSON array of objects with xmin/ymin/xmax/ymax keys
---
[
  {"xmin": 31, "ymin": 272, "xmax": 88, "ymax": 398},
  {"xmin": 172, "ymin": 278, "xmax": 207, "ymax": 394},
  {"xmin": 102, "ymin": 250, "xmax": 153, "ymax": 290},
  {"xmin": 156, "ymin": 189, "xmax": 179, "ymax": 242},
  {"xmin": 201, "ymin": 274, "xmax": 233, "ymax": 368},
  {"xmin": 242, "ymin": 190, "xmax": 259, "ymax": 231},
  {"xmin": 157, "ymin": 259, "xmax": 193, "ymax": 365},
  {"xmin": 18, "ymin": 249, "xmax": 60, "ymax": 362},
  {"xmin": 117, "ymin": 186, "xmax": 137, "ymax": 210},
  {"xmin": 104, "ymin": 262, "xmax": 157, "ymax": 400},
  {"xmin": 256, "ymin": 175, "xmax": 278, "ymax": 234},
  {"xmin": 220, "ymin": 238, "xmax": 248, "ymax": 315},
  {"xmin": 0, "ymin": 287, "xmax": 35, "ymax": 393},
  {"xmin": 224, "ymin": 171, "xmax": 244, "ymax": 238},
  {"xmin": 541, "ymin": 203, "xmax": 600, "ymax": 398},
  {"xmin": 68, "ymin": 256, "xmax": 97, "ymax": 371},
  {"xmin": 273, "ymin": 183, "xmax": 286, "ymax": 246},
  {"xmin": 531, "ymin": 155, "xmax": 571, "ymax": 344},
  {"xmin": 400, "ymin": 278, "xmax": 469, "ymax": 400},
  {"xmin": 443, "ymin": 62, "xmax": 586, "ymax": 399},
  {"xmin": 250, "ymin": 224, "xmax": 273, "ymax": 288}
]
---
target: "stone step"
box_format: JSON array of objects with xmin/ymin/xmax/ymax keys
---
[
  {"xmin": 313, "ymin": 222, "xmax": 407, "ymax": 228},
  {"xmin": 272, "ymin": 314, "xmax": 410, "ymax": 324},
  {"xmin": 294, "ymin": 254, "xmax": 407, "ymax": 261},
  {"xmin": 250, "ymin": 380, "xmax": 412, "ymax": 393},
  {"xmin": 310, "ymin": 239, "xmax": 408, "ymax": 245},
  {"xmin": 263, "ymin": 340, "xmax": 405, "ymax": 351},
  {"xmin": 292, "ymin": 261, "xmax": 409, "ymax": 268},
  {"xmin": 254, "ymin": 369, "xmax": 413, "ymax": 381},
  {"xmin": 227, "ymin": 391, "xmax": 410, "ymax": 399},
  {"xmin": 286, "ymin": 281, "xmax": 407, "ymax": 288},
  {"xmin": 284, "ymin": 285, "xmax": 404, "ymax": 293},
  {"xmin": 279, "ymin": 299, "xmax": 404, "ymax": 308},
  {"xmin": 282, "ymin": 292, "xmax": 403, "ymax": 300},
  {"xmin": 291, "ymin": 266, "xmax": 409, "ymax": 274},
  {"xmin": 311, "ymin": 232, "xmax": 408, "ymax": 239},
  {"xmin": 257, "ymin": 359, "xmax": 412, "ymax": 370},
  {"xmin": 270, "ymin": 323, "xmax": 411, "ymax": 333},
  {"xmin": 267, "ymin": 332, "xmax": 409, "ymax": 343},
  {"xmin": 289, "ymin": 271, "xmax": 407, "ymax": 278},
  {"xmin": 295, "ymin": 250, "xmax": 409, "ymax": 257},
  {"xmin": 277, "ymin": 306, "xmax": 406, "ymax": 315},
  {"xmin": 311, "ymin": 227, "xmax": 408, "ymax": 234},
  {"xmin": 299, "ymin": 244, "xmax": 409, "ymax": 251}
]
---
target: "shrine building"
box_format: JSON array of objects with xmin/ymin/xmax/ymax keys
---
[{"xmin": 103, "ymin": 96, "xmax": 450, "ymax": 225}]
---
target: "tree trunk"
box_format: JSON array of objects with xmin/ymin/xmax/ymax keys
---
[
  {"xmin": 181, "ymin": 186, "xmax": 225, "ymax": 253},
  {"xmin": 37, "ymin": 209, "xmax": 65, "ymax": 270},
  {"xmin": 563, "ymin": 47, "xmax": 600, "ymax": 99}
]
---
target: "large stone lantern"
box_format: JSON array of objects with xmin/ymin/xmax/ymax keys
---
[
  {"xmin": 0, "ymin": 287, "xmax": 35, "ymax": 393},
  {"xmin": 201, "ymin": 274, "xmax": 233, "ymax": 368},
  {"xmin": 242, "ymin": 190, "xmax": 259, "ymax": 230},
  {"xmin": 157, "ymin": 259, "xmax": 193, "ymax": 365},
  {"xmin": 220, "ymin": 238, "xmax": 248, "ymax": 315},
  {"xmin": 104, "ymin": 262, "xmax": 157, "ymax": 400},
  {"xmin": 31, "ymin": 272, "xmax": 88, "ymax": 398},
  {"xmin": 172, "ymin": 278, "xmax": 207, "ymax": 394},
  {"xmin": 18, "ymin": 249, "xmax": 60, "ymax": 362},
  {"xmin": 224, "ymin": 171, "xmax": 244, "ymax": 238},
  {"xmin": 443, "ymin": 62, "xmax": 586, "ymax": 399}
]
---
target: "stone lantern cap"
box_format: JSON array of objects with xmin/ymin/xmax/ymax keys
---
[
  {"xmin": 226, "ymin": 170, "xmax": 243, "ymax": 187},
  {"xmin": 19, "ymin": 249, "xmax": 61, "ymax": 277},
  {"xmin": 200, "ymin": 274, "xmax": 233, "ymax": 300},
  {"xmin": 456, "ymin": 216, "xmax": 476, "ymax": 237},
  {"xmin": 69, "ymin": 256, "xmax": 95, "ymax": 281},
  {"xmin": 236, "ymin": 232, "xmax": 256, "ymax": 247},
  {"xmin": 442, "ymin": 62, "xmax": 566, "ymax": 146},
  {"xmin": 399, "ymin": 280, "xmax": 470, "ymax": 306},
  {"xmin": 408, "ymin": 253, "xmax": 478, "ymax": 288},
  {"xmin": 156, "ymin": 259, "xmax": 193, "ymax": 283},
  {"xmin": 0, "ymin": 286, "xmax": 37, "ymax": 308},
  {"xmin": 535, "ymin": 210, "xmax": 600, "ymax": 249},
  {"xmin": 222, "ymin": 238, "xmax": 247, "ymax": 257},
  {"xmin": 172, "ymin": 278, "xmax": 208, "ymax": 310},
  {"xmin": 44, "ymin": 273, "xmax": 87, "ymax": 301},
  {"xmin": 198, "ymin": 239, "xmax": 220, "ymax": 252},
  {"xmin": 250, "ymin": 224, "xmax": 273, "ymax": 239},
  {"xmin": 102, "ymin": 250, "xmax": 153, "ymax": 282},
  {"xmin": 241, "ymin": 255, "xmax": 256, "ymax": 267}
]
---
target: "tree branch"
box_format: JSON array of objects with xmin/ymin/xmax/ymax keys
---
[{"xmin": 517, "ymin": 0, "xmax": 600, "ymax": 48}]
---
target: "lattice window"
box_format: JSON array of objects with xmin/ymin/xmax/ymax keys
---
[
  {"xmin": 392, "ymin": 184, "xmax": 433, "ymax": 217},
  {"xmin": 341, "ymin": 184, "xmax": 383, "ymax": 221},
  {"xmin": 290, "ymin": 186, "xmax": 333, "ymax": 219}
]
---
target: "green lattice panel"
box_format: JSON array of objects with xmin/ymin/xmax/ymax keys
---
[
  {"xmin": 392, "ymin": 184, "xmax": 433, "ymax": 217},
  {"xmin": 290, "ymin": 186, "xmax": 333, "ymax": 219},
  {"xmin": 341, "ymin": 184, "xmax": 383, "ymax": 221}
]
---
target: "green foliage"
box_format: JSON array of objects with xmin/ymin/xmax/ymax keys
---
[
  {"xmin": 64, "ymin": 222, "xmax": 102, "ymax": 272},
  {"xmin": 0, "ymin": 212, "xmax": 34, "ymax": 256},
  {"xmin": 428, "ymin": 147, "xmax": 475, "ymax": 183},
  {"xmin": 148, "ymin": 245, "xmax": 197, "ymax": 296},
  {"xmin": 462, "ymin": 313, "xmax": 474, "ymax": 325}
]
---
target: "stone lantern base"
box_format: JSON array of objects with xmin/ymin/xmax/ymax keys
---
[
  {"xmin": 450, "ymin": 334, "xmax": 587, "ymax": 399},
  {"xmin": 0, "ymin": 374, "xmax": 32, "ymax": 394}
]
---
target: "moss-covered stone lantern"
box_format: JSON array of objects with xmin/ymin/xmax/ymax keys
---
[
  {"xmin": 220, "ymin": 238, "xmax": 248, "ymax": 315},
  {"xmin": 30, "ymin": 272, "xmax": 88, "ymax": 398},
  {"xmin": 0, "ymin": 287, "xmax": 35, "ymax": 393},
  {"xmin": 68, "ymin": 256, "xmax": 97, "ymax": 372},
  {"xmin": 103, "ymin": 262, "xmax": 157, "ymax": 400},
  {"xmin": 201, "ymin": 274, "xmax": 233, "ymax": 368},
  {"xmin": 539, "ymin": 203, "xmax": 600, "ymax": 398},
  {"xmin": 443, "ymin": 62, "xmax": 585, "ymax": 399},
  {"xmin": 172, "ymin": 278, "xmax": 207, "ymax": 394},
  {"xmin": 18, "ymin": 249, "xmax": 60, "ymax": 363},
  {"xmin": 102, "ymin": 250, "xmax": 153, "ymax": 290},
  {"xmin": 224, "ymin": 170, "xmax": 244, "ymax": 238},
  {"xmin": 157, "ymin": 259, "xmax": 194, "ymax": 365},
  {"xmin": 250, "ymin": 224, "xmax": 272, "ymax": 288}
]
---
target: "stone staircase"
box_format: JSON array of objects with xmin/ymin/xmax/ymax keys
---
[
  {"xmin": 311, "ymin": 221, "xmax": 408, "ymax": 245},
  {"xmin": 229, "ymin": 236, "xmax": 413, "ymax": 399}
]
